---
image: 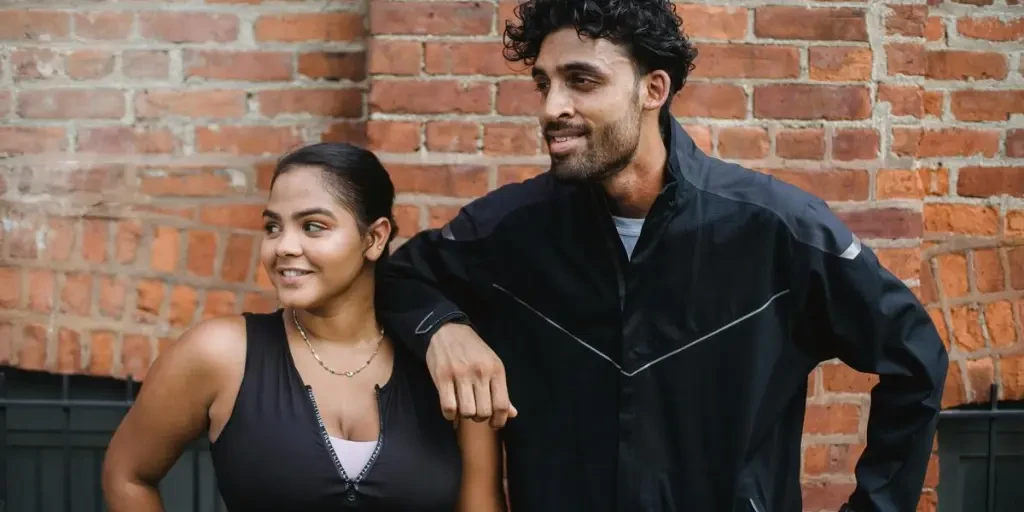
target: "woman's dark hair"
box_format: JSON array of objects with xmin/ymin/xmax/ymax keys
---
[
  {"xmin": 503, "ymin": 0, "xmax": 698, "ymax": 103},
  {"xmin": 270, "ymin": 142, "xmax": 398, "ymax": 254}
]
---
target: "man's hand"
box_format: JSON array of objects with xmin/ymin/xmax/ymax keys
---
[{"xmin": 426, "ymin": 323, "xmax": 517, "ymax": 428}]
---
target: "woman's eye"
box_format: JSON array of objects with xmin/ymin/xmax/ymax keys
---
[
  {"xmin": 304, "ymin": 222, "xmax": 326, "ymax": 233},
  {"xmin": 264, "ymin": 223, "xmax": 279, "ymax": 234}
]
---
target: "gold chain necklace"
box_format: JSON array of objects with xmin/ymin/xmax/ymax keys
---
[{"xmin": 291, "ymin": 309, "xmax": 385, "ymax": 378}]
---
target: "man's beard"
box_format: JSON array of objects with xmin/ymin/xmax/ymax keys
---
[{"xmin": 548, "ymin": 100, "xmax": 643, "ymax": 183}]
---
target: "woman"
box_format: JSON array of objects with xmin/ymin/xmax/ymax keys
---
[{"xmin": 102, "ymin": 142, "xmax": 506, "ymax": 511}]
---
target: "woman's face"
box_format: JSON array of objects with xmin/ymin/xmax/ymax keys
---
[{"xmin": 259, "ymin": 166, "xmax": 390, "ymax": 311}]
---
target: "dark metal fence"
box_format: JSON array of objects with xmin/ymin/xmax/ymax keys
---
[
  {"xmin": 937, "ymin": 383, "xmax": 1024, "ymax": 512},
  {"xmin": 0, "ymin": 366, "xmax": 224, "ymax": 512}
]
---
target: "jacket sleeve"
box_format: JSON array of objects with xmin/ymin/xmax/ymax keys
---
[
  {"xmin": 794, "ymin": 199, "xmax": 948, "ymax": 512},
  {"xmin": 376, "ymin": 205, "xmax": 491, "ymax": 360}
]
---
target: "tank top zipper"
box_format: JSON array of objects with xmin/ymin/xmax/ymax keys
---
[{"xmin": 305, "ymin": 384, "xmax": 385, "ymax": 496}]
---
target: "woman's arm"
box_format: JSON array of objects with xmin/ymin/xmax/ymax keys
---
[
  {"xmin": 102, "ymin": 317, "xmax": 242, "ymax": 512},
  {"xmin": 455, "ymin": 419, "xmax": 507, "ymax": 512}
]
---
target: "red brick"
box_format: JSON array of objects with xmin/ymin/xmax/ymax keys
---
[
  {"xmin": 122, "ymin": 334, "xmax": 152, "ymax": 380},
  {"xmin": 60, "ymin": 273, "xmax": 92, "ymax": 316},
  {"xmin": 804, "ymin": 442, "xmax": 863, "ymax": 476},
  {"xmin": 87, "ymin": 331, "xmax": 116, "ymax": 376},
  {"xmin": 298, "ymin": 52, "xmax": 366, "ymax": 81},
  {"xmin": 18, "ymin": 89, "xmax": 124, "ymax": 119},
  {"xmin": 150, "ymin": 227, "xmax": 180, "ymax": 273},
  {"xmin": 887, "ymin": 44, "xmax": 926, "ymax": 76},
  {"xmin": 943, "ymin": 362, "xmax": 967, "ymax": 408},
  {"xmin": 926, "ymin": 17, "xmax": 945, "ymax": 42},
  {"xmin": 393, "ymin": 204, "xmax": 421, "ymax": 237},
  {"xmin": 0, "ymin": 127, "xmax": 67, "ymax": 157},
  {"xmin": 139, "ymin": 12, "xmax": 239, "ymax": 43},
  {"xmin": 876, "ymin": 247, "xmax": 922, "ymax": 281},
  {"xmin": 692, "ymin": 44, "xmax": 800, "ymax": 79},
  {"xmin": 718, "ymin": 127, "xmax": 769, "ymax": 159},
  {"xmin": 823, "ymin": 363, "xmax": 878, "ymax": 393},
  {"xmin": 428, "ymin": 206, "xmax": 463, "ymax": 229},
  {"xmin": 675, "ymin": 5, "xmax": 747, "ymax": 40},
  {"xmin": 140, "ymin": 167, "xmax": 235, "ymax": 197},
  {"xmin": 255, "ymin": 12, "xmax": 363, "ymax": 42},
  {"xmin": 497, "ymin": 80, "xmax": 540, "ymax": 116},
  {"xmin": 388, "ymin": 164, "xmax": 490, "ymax": 197},
  {"xmin": 927, "ymin": 51, "xmax": 1007, "ymax": 80},
  {"xmin": 953, "ymin": 0, "xmax": 993, "ymax": 4},
  {"xmin": 222, "ymin": 234, "xmax": 254, "ymax": 283},
  {"xmin": 832, "ymin": 129, "xmax": 879, "ymax": 161},
  {"xmin": 498, "ymin": 166, "xmax": 546, "ymax": 187},
  {"xmin": 187, "ymin": 230, "xmax": 218, "ymax": 276},
  {"xmin": 763, "ymin": 170, "xmax": 869, "ymax": 202},
  {"xmin": 1008, "ymin": 130, "xmax": 1024, "ymax": 158},
  {"xmin": 320, "ymin": 122, "xmax": 366, "ymax": 145},
  {"xmin": 134, "ymin": 280, "xmax": 164, "ymax": 324},
  {"xmin": 958, "ymin": 167, "xmax": 1024, "ymax": 198},
  {"xmin": 950, "ymin": 306, "xmax": 983, "ymax": 352},
  {"xmin": 74, "ymin": 12, "xmax": 132, "ymax": 40},
  {"xmin": 195, "ymin": 125, "xmax": 303, "ymax": 156},
  {"xmin": 0, "ymin": 267, "xmax": 21, "ymax": 309},
  {"xmin": 803, "ymin": 482, "xmax": 858, "ymax": 511},
  {"xmin": 28, "ymin": 270, "xmax": 55, "ymax": 312},
  {"xmin": 876, "ymin": 168, "xmax": 948, "ymax": 199},
  {"xmin": 243, "ymin": 293, "xmax": 277, "ymax": 314},
  {"xmin": 10, "ymin": 48, "xmax": 59, "ymax": 80},
  {"xmin": 66, "ymin": 50, "xmax": 116, "ymax": 80},
  {"xmin": 804, "ymin": 403, "xmax": 861, "ymax": 434},
  {"xmin": 136, "ymin": 90, "xmax": 247, "ymax": 119},
  {"xmin": 775, "ymin": 129, "xmax": 825, "ymax": 160},
  {"xmin": 1012, "ymin": 248, "xmax": 1024, "ymax": 288},
  {"xmin": 124, "ymin": 51, "xmax": 170, "ymax": 79},
  {"xmin": 367, "ymin": 121, "xmax": 421, "ymax": 152},
  {"xmin": 45, "ymin": 218, "xmax": 75, "ymax": 261},
  {"xmin": 257, "ymin": 89, "xmax": 362, "ymax": 118},
  {"xmin": 0, "ymin": 323, "xmax": 11, "ymax": 365},
  {"xmin": 198, "ymin": 204, "xmax": 265, "ymax": 230},
  {"xmin": 809, "ymin": 47, "xmax": 872, "ymax": 81},
  {"xmin": 82, "ymin": 220, "xmax": 107, "ymax": 264},
  {"xmin": 672, "ymin": 84, "xmax": 746, "ymax": 119},
  {"xmin": 957, "ymin": 17, "xmax": 1024, "ymax": 41},
  {"xmin": 370, "ymin": 80, "xmax": 491, "ymax": 114},
  {"xmin": 203, "ymin": 290, "xmax": 238, "ymax": 319},
  {"xmin": 426, "ymin": 121, "xmax": 478, "ymax": 153},
  {"xmin": 20, "ymin": 324, "xmax": 48, "ymax": 371},
  {"xmin": 184, "ymin": 50, "xmax": 292, "ymax": 82},
  {"xmin": 116, "ymin": 221, "xmax": 142, "ymax": 264},
  {"xmin": 892, "ymin": 128, "xmax": 1000, "ymax": 158},
  {"xmin": 37, "ymin": 165, "xmax": 121, "ymax": 194},
  {"xmin": 950, "ymin": 90, "xmax": 1024, "ymax": 122},
  {"xmin": 0, "ymin": 92, "xmax": 9, "ymax": 117},
  {"xmin": 170, "ymin": 286, "xmax": 198, "ymax": 328},
  {"xmin": 754, "ymin": 7, "xmax": 867, "ymax": 41},
  {"xmin": 369, "ymin": 40, "xmax": 422, "ymax": 76},
  {"xmin": 372, "ymin": 1, "xmax": 492, "ymax": 36},
  {"xmin": 973, "ymin": 249, "xmax": 1005, "ymax": 294},
  {"xmin": 753, "ymin": 85, "xmax": 870, "ymax": 120},
  {"xmin": 886, "ymin": 5, "xmax": 928, "ymax": 37},
  {"xmin": 56, "ymin": 329, "xmax": 82, "ymax": 373},
  {"xmin": 924, "ymin": 204, "xmax": 999, "ymax": 236},
  {"xmin": 686, "ymin": 125, "xmax": 713, "ymax": 154},
  {"xmin": 78, "ymin": 127, "xmax": 178, "ymax": 154},
  {"xmin": 838, "ymin": 209, "xmax": 922, "ymax": 239},
  {"xmin": 426, "ymin": 42, "xmax": 522, "ymax": 76},
  {"xmin": 0, "ymin": 10, "xmax": 69, "ymax": 41},
  {"xmin": 98, "ymin": 275, "xmax": 127, "ymax": 319},
  {"xmin": 484, "ymin": 123, "xmax": 538, "ymax": 156},
  {"xmin": 879, "ymin": 84, "xmax": 924, "ymax": 117}
]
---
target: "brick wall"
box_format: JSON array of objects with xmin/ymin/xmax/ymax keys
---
[{"xmin": 0, "ymin": 0, "xmax": 1021, "ymax": 510}]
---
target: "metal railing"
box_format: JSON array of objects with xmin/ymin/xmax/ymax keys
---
[
  {"xmin": 937, "ymin": 383, "xmax": 1024, "ymax": 512},
  {"xmin": 0, "ymin": 367, "xmax": 223, "ymax": 512}
]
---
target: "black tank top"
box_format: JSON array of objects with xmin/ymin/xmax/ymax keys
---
[{"xmin": 209, "ymin": 311, "xmax": 462, "ymax": 511}]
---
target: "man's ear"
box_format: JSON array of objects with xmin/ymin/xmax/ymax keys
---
[
  {"xmin": 364, "ymin": 217, "xmax": 393, "ymax": 262},
  {"xmin": 642, "ymin": 70, "xmax": 671, "ymax": 112}
]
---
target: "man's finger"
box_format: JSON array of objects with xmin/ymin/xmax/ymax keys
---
[
  {"xmin": 472, "ymin": 380, "xmax": 493, "ymax": 422},
  {"xmin": 438, "ymin": 378, "xmax": 458, "ymax": 422},
  {"xmin": 456, "ymin": 379, "xmax": 477, "ymax": 418},
  {"xmin": 489, "ymin": 376, "xmax": 512, "ymax": 428}
]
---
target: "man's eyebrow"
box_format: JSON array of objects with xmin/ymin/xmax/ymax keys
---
[{"xmin": 532, "ymin": 61, "xmax": 605, "ymax": 78}]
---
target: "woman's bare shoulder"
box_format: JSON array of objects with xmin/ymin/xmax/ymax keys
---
[{"xmin": 157, "ymin": 314, "xmax": 251, "ymax": 380}]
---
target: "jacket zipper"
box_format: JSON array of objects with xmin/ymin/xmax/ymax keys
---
[
  {"xmin": 305, "ymin": 384, "xmax": 385, "ymax": 486},
  {"xmin": 593, "ymin": 188, "xmax": 627, "ymax": 312},
  {"xmin": 748, "ymin": 496, "xmax": 767, "ymax": 512}
]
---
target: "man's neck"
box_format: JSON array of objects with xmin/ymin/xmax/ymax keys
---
[{"xmin": 601, "ymin": 125, "xmax": 669, "ymax": 218}]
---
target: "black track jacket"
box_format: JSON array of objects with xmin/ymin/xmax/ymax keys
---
[{"xmin": 377, "ymin": 114, "xmax": 949, "ymax": 512}]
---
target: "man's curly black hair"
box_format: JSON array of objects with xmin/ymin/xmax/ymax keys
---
[{"xmin": 503, "ymin": 0, "xmax": 698, "ymax": 99}]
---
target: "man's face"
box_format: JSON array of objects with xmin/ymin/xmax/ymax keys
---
[{"xmin": 532, "ymin": 27, "xmax": 644, "ymax": 182}]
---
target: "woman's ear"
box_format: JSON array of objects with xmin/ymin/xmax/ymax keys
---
[{"xmin": 364, "ymin": 217, "xmax": 393, "ymax": 262}]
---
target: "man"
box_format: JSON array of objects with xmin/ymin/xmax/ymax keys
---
[{"xmin": 377, "ymin": 1, "xmax": 949, "ymax": 511}]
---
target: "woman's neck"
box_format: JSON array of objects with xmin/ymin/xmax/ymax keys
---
[{"xmin": 291, "ymin": 273, "xmax": 381, "ymax": 347}]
